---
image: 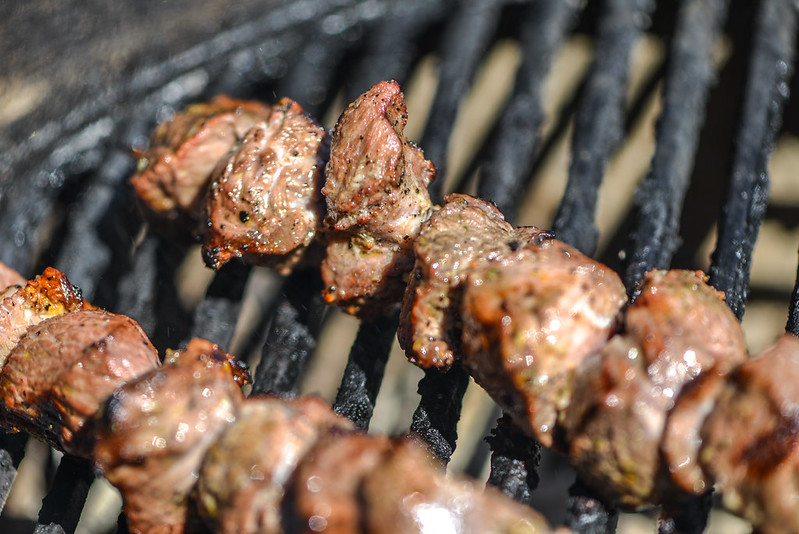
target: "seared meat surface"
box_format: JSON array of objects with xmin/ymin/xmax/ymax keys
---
[
  {"xmin": 0, "ymin": 267, "xmax": 90, "ymax": 366},
  {"xmin": 203, "ymin": 98, "xmax": 328, "ymax": 272},
  {"xmin": 699, "ymin": 333, "xmax": 799, "ymax": 534},
  {"xmin": 0, "ymin": 309, "xmax": 159, "ymax": 456},
  {"xmin": 131, "ymin": 95, "xmax": 271, "ymax": 234},
  {"xmin": 321, "ymin": 80, "xmax": 436, "ymax": 315},
  {"xmin": 399, "ymin": 193, "xmax": 557, "ymax": 369},
  {"xmin": 197, "ymin": 396, "xmax": 352, "ymax": 534},
  {"xmin": 94, "ymin": 338, "xmax": 247, "ymax": 534},
  {"xmin": 460, "ymin": 237, "xmax": 626, "ymax": 449},
  {"xmin": 564, "ymin": 270, "xmax": 746, "ymax": 507}
]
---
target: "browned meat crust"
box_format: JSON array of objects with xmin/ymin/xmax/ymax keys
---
[
  {"xmin": 131, "ymin": 95, "xmax": 271, "ymax": 234},
  {"xmin": 460, "ymin": 237, "xmax": 626, "ymax": 449},
  {"xmin": 698, "ymin": 333, "xmax": 799, "ymax": 534},
  {"xmin": 321, "ymin": 80, "xmax": 436, "ymax": 315},
  {"xmin": 202, "ymin": 98, "xmax": 328, "ymax": 272},
  {"xmin": 0, "ymin": 309, "xmax": 159, "ymax": 456},
  {"xmin": 196, "ymin": 396, "xmax": 353, "ymax": 534},
  {"xmin": 564, "ymin": 270, "xmax": 747, "ymax": 507},
  {"xmin": 94, "ymin": 338, "xmax": 247, "ymax": 534},
  {"xmin": 0, "ymin": 267, "xmax": 92, "ymax": 367},
  {"xmin": 399, "ymin": 193, "xmax": 556, "ymax": 369}
]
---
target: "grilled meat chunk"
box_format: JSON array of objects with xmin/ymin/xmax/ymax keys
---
[
  {"xmin": 203, "ymin": 98, "xmax": 327, "ymax": 272},
  {"xmin": 399, "ymin": 193, "xmax": 556, "ymax": 369},
  {"xmin": 0, "ymin": 309, "xmax": 159, "ymax": 456},
  {"xmin": 564, "ymin": 270, "xmax": 746, "ymax": 507},
  {"xmin": 94, "ymin": 338, "xmax": 247, "ymax": 534},
  {"xmin": 287, "ymin": 432, "xmax": 391, "ymax": 534},
  {"xmin": 197, "ymin": 396, "xmax": 352, "ymax": 534},
  {"xmin": 698, "ymin": 333, "xmax": 799, "ymax": 534},
  {"xmin": 321, "ymin": 80, "xmax": 436, "ymax": 315},
  {"xmin": 131, "ymin": 95, "xmax": 271, "ymax": 234},
  {"xmin": 0, "ymin": 262, "xmax": 24, "ymax": 290},
  {"xmin": 460, "ymin": 239, "xmax": 626, "ymax": 449},
  {"xmin": 362, "ymin": 437, "xmax": 563, "ymax": 534},
  {"xmin": 0, "ymin": 267, "xmax": 90, "ymax": 367}
]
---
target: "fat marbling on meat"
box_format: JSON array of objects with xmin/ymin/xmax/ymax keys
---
[
  {"xmin": 321, "ymin": 80, "xmax": 436, "ymax": 315},
  {"xmin": 94, "ymin": 338, "xmax": 248, "ymax": 534},
  {"xmin": 203, "ymin": 98, "xmax": 328, "ymax": 273},
  {"xmin": 399, "ymin": 193, "xmax": 560, "ymax": 370},
  {"xmin": 131, "ymin": 95, "xmax": 271, "ymax": 234}
]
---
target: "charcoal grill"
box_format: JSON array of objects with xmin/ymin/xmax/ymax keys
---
[{"xmin": 1, "ymin": 0, "xmax": 798, "ymax": 532}]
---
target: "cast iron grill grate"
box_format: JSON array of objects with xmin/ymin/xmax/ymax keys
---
[{"xmin": 1, "ymin": 0, "xmax": 798, "ymax": 532}]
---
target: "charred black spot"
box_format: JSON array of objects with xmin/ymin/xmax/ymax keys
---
[{"xmin": 239, "ymin": 211, "xmax": 250, "ymax": 223}]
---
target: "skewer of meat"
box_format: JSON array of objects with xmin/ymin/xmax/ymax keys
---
[
  {"xmin": 0, "ymin": 265, "xmax": 562, "ymax": 534},
  {"xmin": 130, "ymin": 81, "xmax": 799, "ymax": 532}
]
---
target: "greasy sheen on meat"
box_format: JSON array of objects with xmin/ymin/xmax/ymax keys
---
[
  {"xmin": 131, "ymin": 95, "xmax": 271, "ymax": 234},
  {"xmin": 564, "ymin": 270, "xmax": 747, "ymax": 507},
  {"xmin": 399, "ymin": 193, "xmax": 576, "ymax": 370},
  {"xmin": 0, "ymin": 310, "xmax": 159, "ymax": 456},
  {"xmin": 197, "ymin": 396, "xmax": 353, "ymax": 534},
  {"xmin": 94, "ymin": 338, "xmax": 248, "ymax": 534},
  {"xmin": 360, "ymin": 437, "xmax": 565, "ymax": 534},
  {"xmin": 0, "ymin": 267, "xmax": 92, "ymax": 368},
  {"xmin": 321, "ymin": 80, "xmax": 436, "ymax": 315},
  {"xmin": 203, "ymin": 98, "xmax": 328, "ymax": 273},
  {"xmin": 698, "ymin": 333, "xmax": 799, "ymax": 534},
  {"xmin": 459, "ymin": 237, "xmax": 627, "ymax": 449}
]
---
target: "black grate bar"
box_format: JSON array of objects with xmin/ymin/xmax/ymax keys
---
[
  {"xmin": 477, "ymin": 0, "xmax": 582, "ymax": 221},
  {"xmin": 421, "ymin": 0, "xmax": 507, "ymax": 204},
  {"xmin": 657, "ymin": 492, "xmax": 713, "ymax": 534},
  {"xmin": 410, "ymin": 363, "xmax": 470, "ymax": 464},
  {"xmin": 332, "ymin": 311, "xmax": 399, "ymax": 430},
  {"xmin": 485, "ymin": 414, "xmax": 541, "ymax": 506},
  {"xmin": 344, "ymin": 0, "xmax": 450, "ymax": 103},
  {"xmin": 115, "ymin": 234, "xmax": 159, "ymax": 337},
  {"xmin": 249, "ymin": 269, "xmax": 327, "ymax": 397},
  {"xmin": 623, "ymin": 0, "xmax": 730, "ymax": 294},
  {"xmin": 708, "ymin": 0, "xmax": 798, "ymax": 319},
  {"xmin": 552, "ymin": 0, "xmax": 656, "ymax": 256},
  {"xmin": 0, "ymin": 433, "xmax": 27, "ymax": 515},
  {"xmin": 565, "ymin": 478, "xmax": 620, "ymax": 534},
  {"xmin": 33, "ymin": 455, "xmax": 94, "ymax": 534},
  {"xmin": 52, "ymin": 151, "xmax": 137, "ymax": 299},
  {"xmin": 185, "ymin": 262, "xmax": 251, "ymax": 351},
  {"xmin": 788, "ymin": 252, "xmax": 799, "ymax": 335}
]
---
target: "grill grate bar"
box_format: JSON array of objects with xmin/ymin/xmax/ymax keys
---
[
  {"xmin": 789, "ymin": 253, "xmax": 799, "ymax": 335},
  {"xmin": 623, "ymin": 0, "xmax": 730, "ymax": 294},
  {"xmin": 565, "ymin": 478, "xmax": 620, "ymax": 534},
  {"xmin": 485, "ymin": 414, "xmax": 541, "ymax": 506},
  {"xmin": 552, "ymin": 0, "xmax": 656, "ymax": 256},
  {"xmin": 477, "ymin": 0, "xmax": 582, "ymax": 221},
  {"xmin": 332, "ymin": 311, "xmax": 399, "ymax": 430},
  {"xmin": 185, "ymin": 262, "xmax": 251, "ymax": 351},
  {"xmin": 343, "ymin": 0, "xmax": 451, "ymax": 104},
  {"xmin": 250, "ymin": 269, "xmax": 327, "ymax": 397},
  {"xmin": 708, "ymin": 0, "xmax": 798, "ymax": 319},
  {"xmin": 33, "ymin": 455, "xmax": 94, "ymax": 534},
  {"xmin": 422, "ymin": 0, "xmax": 508, "ymax": 204},
  {"xmin": 410, "ymin": 363, "xmax": 471, "ymax": 464}
]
